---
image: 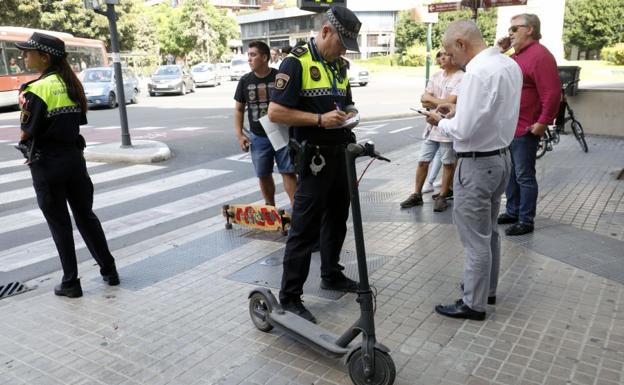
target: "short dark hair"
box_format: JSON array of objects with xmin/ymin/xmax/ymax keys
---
[{"xmin": 248, "ymin": 41, "xmax": 270, "ymax": 59}]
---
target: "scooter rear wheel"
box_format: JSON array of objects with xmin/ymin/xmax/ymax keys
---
[
  {"xmin": 249, "ymin": 292, "xmax": 274, "ymax": 332},
  {"xmin": 347, "ymin": 347, "xmax": 396, "ymax": 385}
]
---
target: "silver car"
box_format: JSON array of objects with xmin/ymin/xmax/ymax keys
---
[
  {"xmin": 191, "ymin": 63, "xmax": 221, "ymax": 87},
  {"xmin": 148, "ymin": 65, "xmax": 195, "ymax": 96}
]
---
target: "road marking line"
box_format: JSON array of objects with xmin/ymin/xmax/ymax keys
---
[
  {"xmin": 0, "ymin": 159, "xmax": 28, "ymax": 170},
  {"xmin": 226, "ymin": 152, "xmax": 253, "ymax": 163},
  {"xmin": 132, "ymin": 126, "xmax": 166, "ymax": 131},
  {"xmin": 0, "ymin": 140, "xmax": 10, "ymax": 143},
  {"xmin": 0, "ymin": 175, "xmax": 277, "ymax": 272},
  {"xmin": 0, "ymin": 168, "xmax": 231, "ymax": 233},
  {"xmin": 0, "ymin": 162, "xmax": 105, "ymax": 186},
  {"xmin": 173, "ymin": 127, "xmax": 207, "ymax": 131},
  {"xmin": 95, "ymin": 126, "xmax": 121, "ymax": 130},
  {"xmin": 389, "ymin": 126, "xmax": 413, "ymax": 134},
  {"xmin": 0, "ymin": 125, "xmax": 17, "ymax": 129}
]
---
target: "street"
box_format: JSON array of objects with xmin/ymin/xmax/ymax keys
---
[{"xmin": 0, "ymin": 76, "xmax": 427, "ymax": 284}]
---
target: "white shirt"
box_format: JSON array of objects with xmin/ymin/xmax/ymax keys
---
[{"xmin": 438, "ymin": 47, "xmax": 522, "ymax": 153}]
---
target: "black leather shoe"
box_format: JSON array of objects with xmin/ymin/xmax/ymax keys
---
[
  {"xmin": 435, "ymin": 299, "xmax": 485, "ymax": 321},
  {"xmin": 320, "ymin": 273, "xmax": 359, "ymax": 292},
  {"xmin": 460, "ymin": 283, "xmax": 496, "ymax": 305},
  {"xmin": 281, "ymin": 299, "xmax": 317, "ymax": 324},
  {"xmin": 102, "ymin": 271, "xmax": 120, "ymax": 286},
  {"xmin": 497, "ymin": 213, "xmax": 519, "ymax": 224},
  {"xmin": 54, "ymin": 280, "xmax": 83, "ymax": 298},
  {"xmin": 505, "ymin": 222, "xmax": 534, "ymax": 236}
]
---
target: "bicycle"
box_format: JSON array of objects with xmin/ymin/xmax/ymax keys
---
[
  {"xmin": 536, "ymin": 124, "xmax": 560, "ymax": 159},
  {"xmin": 555, "ymin": 79, "xmax": 588, "ymax": 153}
]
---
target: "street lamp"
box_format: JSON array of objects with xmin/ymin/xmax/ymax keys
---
[{"xmin": 84, "ymin": 0, "xmax": 132, "ymax": 148}]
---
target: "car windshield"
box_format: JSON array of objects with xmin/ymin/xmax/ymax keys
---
[
  {"xmin": 231, "ymin": 59, "xmax": 246, "ymax": 67},
  {"xmin": 192, "ymin": 64, "xmax": 213, "ymax": 72},
  {"xmin": 155, "ymin": 66, "xmax": 181, "ymax": 76},
  {"xmin": 83, "ymin": 69, "xmax": 112, "ymax": 83}
]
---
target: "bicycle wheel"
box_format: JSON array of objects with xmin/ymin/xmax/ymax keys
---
[
  {"xmin": 571, "ymin": 120, "xmax": 588, "ymax": 153},
  {"xmin": 536, "ymin": 137, "xmax": 548, "ymax": 159}
]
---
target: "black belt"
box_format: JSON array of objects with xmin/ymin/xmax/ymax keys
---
[{"xmin": 456, "ymin": 148, "xmax": 507, "ymax": 158}]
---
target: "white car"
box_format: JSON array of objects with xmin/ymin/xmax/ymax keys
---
[
  {"xmin": 229, "ymin": 58, "xmax": 249, "ymax": 81},
  {"xmin": 347, "ymin": 60, "xmax": 370, "ymax": 87},
  {"xmin": 191, "ymin": 63, "xmax": 221, "ymax": 87}
]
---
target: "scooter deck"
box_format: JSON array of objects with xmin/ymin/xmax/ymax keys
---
[{"xmin": 270, "ymin": 310, "xmax": 352, "ymax": 356}]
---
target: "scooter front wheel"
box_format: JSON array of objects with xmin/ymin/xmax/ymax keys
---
[
  {"xmin": 249, "ymin": 292, "xmax": 274, "ymax": 332},
  {"xmin": 347, "ymin": 347, "xmax": 396, "ymax": 385}
]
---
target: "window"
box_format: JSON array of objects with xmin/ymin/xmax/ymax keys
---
[
  {"xmin": 0, "ymin": 48, "xmax": 8, "ymax": 76},
  {"xmin": 2, "ymin": 43, "xmax": 38, "ymax": 75}
]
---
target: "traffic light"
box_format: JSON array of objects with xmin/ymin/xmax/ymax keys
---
[
  {"xmin": 298, "ymin": 0, "xmax": 346, "ymax": 12},
  {"xmin": 83, "ymin": 0, "xmax": 118, "ymax": 11}
]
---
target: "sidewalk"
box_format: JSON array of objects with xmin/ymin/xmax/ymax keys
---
[{"xmin": 1, "ymin": 133, "xmax": 623, "ymax": 385}]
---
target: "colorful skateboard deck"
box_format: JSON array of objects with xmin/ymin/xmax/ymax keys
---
[{"xmin": 223, "ymin": 204, "xmax": 290, "ymax": 235}]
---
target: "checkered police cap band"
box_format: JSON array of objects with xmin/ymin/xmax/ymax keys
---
[
  {"xmin": 26, "ymin": 39, "xmax": 66, "ymax": 58},
  {"xmin": 326, "ymin": 9, "xmax": 358, "ymax": 40}
]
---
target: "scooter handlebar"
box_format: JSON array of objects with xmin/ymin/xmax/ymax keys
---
[{"xmin": 346, "ymin": 142, "xmax": 391, "ymax": 162}]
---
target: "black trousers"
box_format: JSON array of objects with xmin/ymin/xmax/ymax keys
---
[
  {"xmin": 30, "ymin": 151, "xmax": 116, "ymax": 284},
  {"xmin": 279, "ymin": 150, "xmax": 350, "ymax": 303}
]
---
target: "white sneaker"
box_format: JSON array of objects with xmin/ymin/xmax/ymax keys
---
[
  {"xmin": 422, "ymin": 181, "xmax": 434, "ymax": 193},
  {"xmin": 433, "ymin": 180, "xmax": 442, "ymax": 188}
]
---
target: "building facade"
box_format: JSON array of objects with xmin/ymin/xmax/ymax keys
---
[{"xmin": 236, "ymin": 1, "xmax": 421, "ymax": 59}]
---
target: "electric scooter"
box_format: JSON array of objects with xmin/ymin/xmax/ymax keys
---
[{"xmin": 248, "ymin": 142, "xmax": 396, "ymax": 385}]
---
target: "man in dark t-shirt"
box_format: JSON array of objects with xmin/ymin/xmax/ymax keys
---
[{"xmin": 234, "ymin": 41, "xmax": 296, "ymax": 207}]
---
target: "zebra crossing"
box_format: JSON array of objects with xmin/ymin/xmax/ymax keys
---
[
  {"xmin": 0, "ymin": 117, "xmax": 424, "ymax": 282},
  {"xmin": 0, "ymin": 157, "xmax": 274, "ymax": 277}
]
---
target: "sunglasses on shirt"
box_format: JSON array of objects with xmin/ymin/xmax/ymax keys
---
[{"xmin": 508, "ymin": 24, "xmax": 529, "ymax": 33}]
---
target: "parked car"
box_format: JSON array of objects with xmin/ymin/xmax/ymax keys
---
[
  {"xmin": 80, "ymin": 67, "xmax": 139, "ymax": 109},
  {"xmin": 229, "ymin": 58, "xmax": 249, "ymax": 81},
  {"xmin": 191, "ymin": 63, "xmax": 221, "ymax": 87},
  {"xmin": 346, "ymin": 59, "xmax": 370, "ymax": 87},
  {"xmin": 148, "ymin": 65, "xmax": 195, "ymax": 96}
]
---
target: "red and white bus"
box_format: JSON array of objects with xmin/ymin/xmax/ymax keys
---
[{"xmin": 0, "ymin": 27, "xmax": 108, "ymax": 108}]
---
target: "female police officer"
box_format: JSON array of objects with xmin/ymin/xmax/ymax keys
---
[{"xmin": 16, "ymin": 32, "xmax": 119, "ymax": 298}]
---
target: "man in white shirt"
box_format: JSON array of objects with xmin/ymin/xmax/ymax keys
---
[{"xmin": 425, "ymin": 20, "xmax": 522, "ymax": 320}]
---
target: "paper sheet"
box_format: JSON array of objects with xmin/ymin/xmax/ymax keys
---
[{"xmin": 259, "ymin": 115, "xmax": 289, "ymax": 150}]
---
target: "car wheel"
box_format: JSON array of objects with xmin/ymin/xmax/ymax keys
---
[
  {"xmin": 107, "ymin": 92, "xmax": 117, "ymax": 108},
  {"xmin": 149, "ymin": 91, "xmax": 156, "ymax": 97},
  {"xmin": 190, "ymin": 81, "xmax": 196, "ymax": 92},
  {"xmin": 179, "ymin": 83, "xmax": 186, "ymax": 95},
  {"xmin": 359, "ymin": 82, "xmax": 368, "ymax": 87},
  {"xmin": 131, "ymin": 88, "xmax": 139, "ymax": 104}
]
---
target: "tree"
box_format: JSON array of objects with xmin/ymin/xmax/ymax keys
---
[
  {"xmin": 395, "ymin": 8, "xmax": 498, "ymax": 53},
  {"xmin": 564, "ymin": 0, "xmax": 624, "ymax": 51},
  {"xmin": 0, "ymin": 0, "xmax": 43, "ymax": 27}
]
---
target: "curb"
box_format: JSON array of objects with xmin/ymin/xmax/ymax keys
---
[{"xmin": 84, "ymin": 140, "xmax": 171, "ymax": 164}]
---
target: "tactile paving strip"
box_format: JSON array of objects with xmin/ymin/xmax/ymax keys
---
[
  {"xmin": 227, "ymin": 248, "xmax": 388, "ymax": 300},
  {"xmin": 111, "ymin": 229, "xmax": 252, "ymax": 291}
]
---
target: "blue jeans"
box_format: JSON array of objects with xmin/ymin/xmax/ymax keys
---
[
  {"xmin": 250, "ymin": 133, "xmax": 295, "ymax": 177},
  {"xmin": 505, "ymin": 133, "xmax": 540, "ymax": 224}
]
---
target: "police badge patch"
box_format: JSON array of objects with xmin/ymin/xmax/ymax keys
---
[
  {"xmin": 310, "ymin": 66, "xmax": 321, "ymax": 81},
  {"xmin": 20, "ymin": 110, "xmax": 30, "ymax": 124},
  {"xmin": 275, "ymin": 73, "xmax": 290, "ymax": 90}
]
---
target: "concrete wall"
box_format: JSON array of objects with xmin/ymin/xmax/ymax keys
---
[{"xmin": 569, "ymin": 88, "xmax": 624, "ymax": 137}]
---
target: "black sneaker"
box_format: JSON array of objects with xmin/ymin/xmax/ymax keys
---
[
  {"xmin": 54, "ymin": 280, "xmax": 83, "ymax": 298},
  {"xmin": 102, "ymin": 271, "xmax": 120, "ymax": 286},
  {"xmin": 497, "ymin": 213, "xmax": 518, "ymax": 225},
  {"xmin": 505, "ymin": 222, "xmax": 534, "ymax": 236},
  {"xmin": 281, "ymin": 299, "xmax": 317, "ymax": 324},
  {"xmin": 320, "ymin": 273, "xmax": 359, "ymax": 293},
  {"xmin": 400, "ymin": 192, "xmax": 423, "ymax": 208}
]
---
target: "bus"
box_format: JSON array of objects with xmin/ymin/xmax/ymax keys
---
[{"xmin": 0, "ymin": 27, "xmax": 108, "ymax": 108}]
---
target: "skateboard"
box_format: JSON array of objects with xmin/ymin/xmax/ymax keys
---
[{"xmin": 223, "ymin": 204, "xmax": 291, "ymax": 235}]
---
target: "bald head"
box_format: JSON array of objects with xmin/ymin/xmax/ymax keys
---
[{"xmin": 442, "ymin": 19, "xmax": 487, "ymax": 67}]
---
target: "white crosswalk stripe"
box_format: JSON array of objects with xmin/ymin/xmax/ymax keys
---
[{"xmin": 0, "ymin": 155, "xmax": 289, "ymax": 276}]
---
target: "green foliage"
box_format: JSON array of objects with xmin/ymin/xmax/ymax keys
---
[
  {"xmin": 399, "ymin": 44, "xmax": 427, "ymax": 67},
  {"xmin": 601, "ymin": 43, "xmax": 624, "ymax": 65},
  {"xmin": 0, "ymin": 0, "xmax": 43, "ymax": 27},
  {"xmin": 564, "ymin": 0, "xmax": 624, "ymax": 51},
  {"xmin": 395, "ymin": 8, "xmax": 497, "ymax": 54}
]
